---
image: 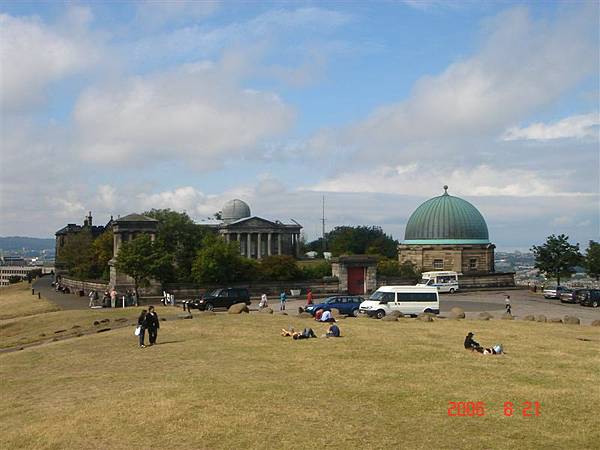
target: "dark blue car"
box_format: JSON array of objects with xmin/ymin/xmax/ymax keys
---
[{"xmin": 305, "ymin": 295, "xmax": 365, "ymax": 317}]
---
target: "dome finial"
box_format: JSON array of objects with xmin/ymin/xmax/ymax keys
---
[{"xmin": 443, "ymin": 185, "xmax": 449, "ymax": 195}]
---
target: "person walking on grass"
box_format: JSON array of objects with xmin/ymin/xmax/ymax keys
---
[
  {"xmin": 137, "ymin": 309, "xmax": 147, "ymax": 348},
  {"xmin": 279, "ymin": 290, "xmax": 287, "ymax": 311},
  {"xmin": 145, "ymin": 305, "xmax": 160, "ymax": 346},
  {"xmin": 259, "ymin": 293, "xmax": 268, "ymax": 310},
  {"xmin": 505, "ymin": 295, "xmax": 512, "ymax": 316}
]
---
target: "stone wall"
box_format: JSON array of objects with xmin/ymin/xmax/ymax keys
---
[
  {"xmin": 458, "ymin": 272, "xmax": 515, "ymax": 289},
  {"xmin": 398, "ymin": 244, "xmax": 494, "ymax": 273},
  {"xmin": 59, "ymin": 277, "xmax": 109, "ymax": 293}
]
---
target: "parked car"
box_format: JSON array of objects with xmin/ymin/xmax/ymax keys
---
[
  {"xmin": 185, "ymin": 288, "xmax": 251, "ymax": 311},
  {"xmin": 560, "ymin": 289, "xmax": 582, "ymax": 304},
  {"xmin": 305, "ymin": 295, "xmax": 365, "ymax": 317},
  {"xmin": 543, "ymin": 286, "xmax": 572, "ymax": 299},
  {"xmin": 577, "ymin": 289, "xmax": 600, "ymax": 308}
]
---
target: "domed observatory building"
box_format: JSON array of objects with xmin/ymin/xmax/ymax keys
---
[
  {"xmin": 214, "ymin": 199, "xmax": 302, "ymax": 259},
  {"xmin": 399, "ymin": 186, "xmax": 494, "ymax": 272}
]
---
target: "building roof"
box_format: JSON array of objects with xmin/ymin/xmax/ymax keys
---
[
  {"xmin": 221, "ymin": 199, "xmax": 251, "ymax": 223},
  {"xmin": 404, "ymin": 186, "xmax": 489, "ymax": 244},
  {"xmin": 114, "ymin": 213, "xmax": 158, "ymax": 223}
]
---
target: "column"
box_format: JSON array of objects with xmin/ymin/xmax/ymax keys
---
[
  {"xmin": 295, "ymin": 233, "xmax": 301, "ymax": 257},
  {"xmin": 225, "ymin": 233, "xmax": 230, "ymax": 243},
  {"xmin": 247, "ymin": 233, "xmax": 252, "ymax": 259},
  {"xmin": 277, "ymin": 234, "xmax": 282, "ymax": 255},
  {"xmin": 257, "ymin": 233, "xmax": 262, "ymax": 259},
  {"xmin": 267, "ymin": 233, "xmax": 272, "ymax": 256}
]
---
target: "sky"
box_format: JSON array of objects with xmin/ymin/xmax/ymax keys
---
[{"xmin": 0, "ymin": 0, "xmax": 598, "ymax": 251}]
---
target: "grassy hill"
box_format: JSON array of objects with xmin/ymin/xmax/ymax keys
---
[
  {"xmin": 0, "ymin": 236, "xmax": 54, "ymax": 252},
  {"xmin": 1, "ymin": 284, "xmax": 599, "ymax": 449}
]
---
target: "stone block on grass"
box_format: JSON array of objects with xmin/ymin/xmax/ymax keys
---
[
  {"xmin": 563, "ymin": 316, "xmax": 580, "ymax": 325},
  {"xmin": 228, "ymin": 303, "xmax": 249, "ymax": 314},
  {"xmin": 501, "ymin": 313, "xmax": 514, "ymax": 320},
  {"xmin": 259, "ymin": 307, "xmax": 274, "ymax": 314},
  {"xmin": 449, "ymin": 307, "xmax": 465, "ymax": 319},
  {"xmin": 521, "ymin": 315, "xmax": 535, "ymax": 321},
  {"xmin": 591, "ymin": 320, "xmax": 600, "ymax": 327},
  {"xmin": 478, "ymin": 312, "xmax": 493, "ymax": 320},
  {"xmin": 536, "ymin": 315, "xmax": 547, "ymax": 323},
  {"xmin": 549, "ymin": 317, "xmax": 562, "ymax": 324},
  {"xmin": 382, "ymin": 315, "xmax": 398, "ymax": 322}
]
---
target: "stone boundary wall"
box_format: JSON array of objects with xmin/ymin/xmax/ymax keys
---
[
  {"xmin": 164, "ymin": 279, "xmax": 340, "ymax": 299},
  {"xmin": 59, "ymin": 277, "xmax": 109, "ymax": 294},
  {"xmin": 459, "ymin": 272, "xmax": 515, "ymax": 289}
]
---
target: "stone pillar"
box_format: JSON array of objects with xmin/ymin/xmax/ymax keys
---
[
  {"xmin": 225, "ymin": 233, "xmax": 230, "ymax": 243},
  {"xmin": 277, "ymin": 234, "xmax": 282, "ymax": 255},
  {"xmin": 257, "ymin": 233, "xmax": 262, "ymax": 259},
  {"xmin": 267, "ymin": 233, "xmax": 272, "ymax": 256},
  {"xmin": 295, "ymin": 233, "xmax": 301, "ymax": 257},
  {"xmin": 247, "ymin": 233, "xmax": 252, "ymax": 259}
]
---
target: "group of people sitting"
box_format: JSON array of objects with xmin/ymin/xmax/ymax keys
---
[
  {"xmin": 281, "ymin": 323, "xmax": 341, "ymax": 340},
  {"xmin": 314, "ymin": 309, "xmax": 336, "ymax": 322},
  {"xmin": 464, "ymin": 332, "xmax": 503, "ymax": 355}
]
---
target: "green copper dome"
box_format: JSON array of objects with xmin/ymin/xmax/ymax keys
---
[{"xmin": 404, "ymin": 186, "xmax": 489, "ymax": 244}]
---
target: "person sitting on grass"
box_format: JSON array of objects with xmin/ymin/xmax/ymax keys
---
[
  {"xmin": 325, "ymin": 323, "xmax": 341, "ymax": 338},
  {"xmin": 319, "ymin": 310, "xmax": 335, "ymax": 323},
  {"xmin": 483, "ymin": 344, "xmax": 503, "ymax": 355},
  {"xmin": 464, "ymin": 332, "xmax": 483, "ymax": 352}
]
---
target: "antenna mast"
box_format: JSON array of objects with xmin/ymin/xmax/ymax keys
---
[{"xmin": 321, "ymin": 195, "xmax": 326, "ymax": 253}]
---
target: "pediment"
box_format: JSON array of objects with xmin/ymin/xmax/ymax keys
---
[{"xmin": 225, "ymin": 216, "xmax": 279, "ymax": 228}]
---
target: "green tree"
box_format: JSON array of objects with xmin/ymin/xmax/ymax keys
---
[
  {"xmin": 258, "ymin": 255, "xmax": 302, "ymax": 281},
  {"xmin": 377, "ymin": 259, "xmax": 421, "ymax": 282},
  {"xmin": 531, "ymin": 234, "xmax": 582, "ymax": 286},
  {"xmin": 584, "ymin": 240, "xmax": 600, "ymax": 281},
  {"xmin": 299, "ymin": 260, "xmax": 332, "ymax": 279},
  {"xmin": 192, "ymin": 235, "xmax": 254, "ymax": 284},
  {"xmin": 144, "ymin": 209, "xmax": 209, "ymax": 283},
  {"xmin": 60, "ymin": 230, "xmax": 96, "ymax": 279},
  {"xmin": 307, "ymin": 226, "xmax": 398, "ymax": 258},
  {"xmin": 115, "ymin": 235, "xmax": 158, "ymax": 299},
  {"xmin": 92, "ymin": 230, "xmax": 114, "ymax": 280}
]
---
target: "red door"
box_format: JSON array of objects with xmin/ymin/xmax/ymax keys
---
[{"xmin": 347, "ymin": 267, "xmax": 365, "ymax": 295}]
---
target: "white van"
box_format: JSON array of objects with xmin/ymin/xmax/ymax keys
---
[
  {"xmin": 359, "ymin": 286, "xmax": 439, "ymax": 319},
  {"xmin": 417, "ymin": 271, "xmax": 459, "ymax": 293}
]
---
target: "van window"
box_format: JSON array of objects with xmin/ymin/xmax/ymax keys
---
[
  {"xmin": 370, "ymin": 291, "xmax": 395, "ymax": 303},
  {"xmin": 397, "ymin": 293, "xmax": 437, "ymax": 302}
]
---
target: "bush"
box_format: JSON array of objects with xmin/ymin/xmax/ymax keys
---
[
  {"xmin": 8, "ymin": 275, "xmax": 22, "ymax": 284},
  {"xmin": 257, "ymin": 255, "xmax": 302, "ymax": 281},
  {"xmin": 300, "ymin": 261, "xmax": 332, "ymax": 279}
]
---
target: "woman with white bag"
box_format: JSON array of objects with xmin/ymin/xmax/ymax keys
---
[{"xmin": 136, "ymin": 309, "xmax": 147, "ymax": 348}]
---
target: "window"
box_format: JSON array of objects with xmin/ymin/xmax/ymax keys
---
[
  {"xmin": 397, "ymin": 293, "xmax": 438, "ymax": 302},
  {"xmin": 433, "ymin": 259, "xmax": 444, "ymax": 270},
  {"xmin": 469, "ymin": 258, "xmax": 477, "ymax": 271},
  {"xmin": 370, "ymin": 291, "xmax": 395, "ymax": 303}
]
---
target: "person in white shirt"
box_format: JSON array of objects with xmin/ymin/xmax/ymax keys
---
[
  {"xmin": 319, "ymin": 310, "xmax": 335, "ymax": 322},
  {"xmin": 259, "ymin": 293, "xmax": 268, "ymax": 310}
]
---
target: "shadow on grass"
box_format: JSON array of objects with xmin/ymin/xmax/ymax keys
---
[{"xmin": 153, "ymin": 340, "xmax": 185, "ymax": 345}]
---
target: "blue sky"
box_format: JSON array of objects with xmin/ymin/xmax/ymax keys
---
[{"xmin": 0, "ymin": 0, "xmax": 598, "ymax": 250}]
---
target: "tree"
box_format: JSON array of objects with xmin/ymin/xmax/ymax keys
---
[
  {"xmin": 531, "ymin": 234, "xmax": 582, "ymax": 286},
  {"xmin": 115, "ymin": 235, "xmax": 158, "ymax": 299},
  {"xmin": 144, "ymin": 209, "xmax": 209, "ymax": 283},
  {"xmin": 377, "ymin": 258, "xmax": 421, "ymax": 282},
  {"xmin": 192, "ymin": 235, "xmax": 255, "ymax": 284},
  {"xmin": 59, "ymin": 230, "xmax": 96, "ymax": 279},
  {"xmin": 92, "ymin": 230, "xmax": 114, "ymax": 281},
  {"xmin": 258, "ymin": 255, "xmax": 302, "ymax": 281},
  {"xmin": 584, "ymin": 240, "xmax": 600, "ymax": 281},
  {"xmin": 306, "ymin": 226, "xmax": 398, "ymax": 259}
]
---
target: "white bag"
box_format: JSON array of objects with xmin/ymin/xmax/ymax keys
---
[{"xmin": 134, "ymin": 326, "xmax": 141, "ymax": 336}]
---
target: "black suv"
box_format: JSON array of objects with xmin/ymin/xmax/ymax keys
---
[
  {"xmin": 576, "ymin": 289, "xmax": 600, "ymax": 308},
  {"xmin": 186, "ymin": 288, "xmax": 251, "ymax": 311}
]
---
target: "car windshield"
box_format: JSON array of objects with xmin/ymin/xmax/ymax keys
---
[
  {"xmin": 419, "ymin": 279, "xmax": 433, "ymax": 285},
  {"xmin": 370, "ymin": 292, "xmax": 388, "ymax": 301},
  {"xmin": 325, "ymin": 298, "xmax": 337, "ymax": 304},
  {"xmin": 207, "ymin": 289, "xmax": 221, "ymax": 296}
]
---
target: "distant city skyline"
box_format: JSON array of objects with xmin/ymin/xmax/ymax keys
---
[{"xmin": 1, "ymin": 1, "xmax": 598, "ymax": 249}]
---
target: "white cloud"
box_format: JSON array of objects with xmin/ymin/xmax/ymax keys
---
[
  {"xmin": 135, "ymin": 0, "xmax": 220, "ymax": 28},
  {"xmin": 305, "ymin": 164, "xmax": 596, "ymax": 198},
  {"xmin": 502, "ymin": 113, "xmax": 600, "ymax": 141},
  {"xmin": 0, "ymin": 12, "xmax": 100, "ymax": 111},
  {"xmin": 304, "ymin": 6, "xmax": 598, "ymax": 167},
  {"xmin": 74, "ymin": 60, "xmax": 295, "ymax": 168}
]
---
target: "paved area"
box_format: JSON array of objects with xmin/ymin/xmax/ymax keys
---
[
  {"xmin": 34, "ymin": 276, "xmax": 90, "ymax": 310},
  {"xmin": 34, "ymin": 277, "xmax": 599, "ymax": 325}
]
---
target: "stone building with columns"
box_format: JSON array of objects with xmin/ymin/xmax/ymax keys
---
[{"xmin": 202, "ymin": 199, "xmax": 303, "ymax": 259}]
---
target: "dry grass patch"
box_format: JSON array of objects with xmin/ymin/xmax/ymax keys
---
[
  {"xmin": 1, "ymin": 314, "xmax": 599, "ymax": 449},
  {"xmin": 0, "ymin": 282, "xmax": 60, "ymax": 320}
]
